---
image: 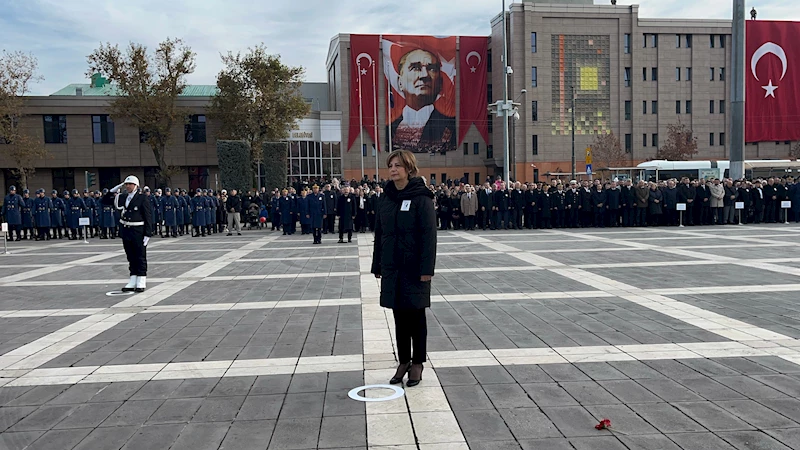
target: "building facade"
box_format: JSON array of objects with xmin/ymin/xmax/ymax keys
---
[{"xmin": 0, "ymin": 80, "xmax": 341, "ymax": 193}]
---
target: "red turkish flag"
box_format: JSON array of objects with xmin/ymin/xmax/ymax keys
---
[
  {"xmin": 347, "ymin": 34, "xmax": 380, "ymax": 151},
  {"xmin": 746, "ymin": 20, "xmax": 800, "ymax": 142},
  {"xmin": 458, "ymin": 36, "xmax": 489, "ymax": 146}
]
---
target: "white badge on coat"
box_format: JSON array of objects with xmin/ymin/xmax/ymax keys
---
[{"xmin": 401, "ymin": 200, "xmax": 411, "ymax": 211}]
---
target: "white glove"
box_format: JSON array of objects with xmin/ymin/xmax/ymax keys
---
[
  {"xmin": 143, "ymin": 236, "xmax": 150, "ymax": 247},
  {"xmin": 110, "ymin": 183, "xmax": 124, "ymax": 193}
]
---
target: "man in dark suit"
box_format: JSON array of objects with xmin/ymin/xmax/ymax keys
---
[
  {"xmin": 477, "ymin": 182, "xmax": 494, "ymax": 230},
  {"xmin": 103, "ymin": 175, "xmax": 153, "ymax": 292},
  {"xmin": 390, "ymin": 48, "xmax": 456, "ymax": 154}
]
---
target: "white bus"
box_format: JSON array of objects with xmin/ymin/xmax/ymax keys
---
[{"xmin": 636, "ymin": 160, "xmax": 800, "ymax": 181}]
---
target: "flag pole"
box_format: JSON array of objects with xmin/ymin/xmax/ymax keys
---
[
  {"xmin": 385, "ymin": 38, "xmax": 393, "ymax": 157},
  {"xmin": 357, "ymin": 60, "xmax": 365, "ymax": 181},
  {"xmin": 372, "ymin": 62, "xmax": 380, "ymax": 183}
]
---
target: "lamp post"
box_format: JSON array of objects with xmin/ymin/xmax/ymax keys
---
[
  {"xmin": 510, "ymin": 89, "xmax": 527, "ymax": 181},
  {"xmin": 571, "ymin": 85, "xmax": 576, "ymax": 180},
  {"xmin": 501, "ymin": 0, "xmax": 511, "ymax": 184}
]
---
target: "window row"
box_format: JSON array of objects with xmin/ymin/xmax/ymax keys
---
[
  {"xmin": 709, "ymin": 100, "xmax": 726, "ymax": 114},
  {"xmin": 430, "ymin": 173, "xmax": 483, "ymax": 186},
  {"xmin": 34, "ymin": 115, "xmax": 208, "ymax": 145},
  {"xmin": 462, "ymin": 142, "xmax": 483, "ymax": 155},
  {"xmin": 640, "ymin": 33, "xmax": 727, "ymax": 49},
  {"xmin": 623, "ymin": 134, "xmax": 659, "ymax": 152},
  {"xmin": 710, "ymin": 132, "xmax": 727, "ymax": 146}
]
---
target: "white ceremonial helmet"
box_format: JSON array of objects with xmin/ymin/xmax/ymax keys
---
[{"xmin": 123, "ymin": 175, "xmax": 140, "ymax": 186}]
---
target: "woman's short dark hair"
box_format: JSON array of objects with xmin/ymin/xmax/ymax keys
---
[{"xmin": 387, "ymin": 150, "xmax": 419, "ymax": 178}]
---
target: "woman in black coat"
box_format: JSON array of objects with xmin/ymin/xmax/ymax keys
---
[{"xmin": 372, "ymin": 150, "xmax": 437, "ymax": 387}]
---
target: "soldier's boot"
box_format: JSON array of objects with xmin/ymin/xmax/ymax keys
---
[
  {"xmin": 134, "ymin": 276, "xmax": 146, "ymax": 293},
  {"xmin": 122, "ymin": 276, "xmax": 137, "ymax": 292},
  {"xmin": 347, "ymin": 231, "xmax": 352, "ymax": 243}
]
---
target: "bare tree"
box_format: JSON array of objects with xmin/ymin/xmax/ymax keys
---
[
  {"xmin": 656, "ymin": 120, "xmax": 698, "ymax": 161},
  {"xmin": 789, "ymin": 141, "xmax": 800, "ymax": 160},
  {"xmin": 0, "ymin": 50, "xmax": 48, "ymax": 189},
  {"xmin": 590, "ymin": 131, "xmax": 627, "ymax": 171},
  {"xmin": 87, "ymin": 38, "xmax": 196, "ymax": 186}
]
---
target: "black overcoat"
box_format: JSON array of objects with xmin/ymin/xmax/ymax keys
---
[{"xmin": 371, "ymin": 177, "xmax": 437, "ymax": 310}]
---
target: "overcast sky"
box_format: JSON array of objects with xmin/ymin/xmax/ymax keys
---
[{"xmin": 4, "ymin": 0, "xmax": 797, "ymax": 95}]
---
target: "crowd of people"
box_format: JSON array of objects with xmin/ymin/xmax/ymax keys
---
[{"xmin": 3, "ymin": 175, "xmax": 799, "ymax": 243}]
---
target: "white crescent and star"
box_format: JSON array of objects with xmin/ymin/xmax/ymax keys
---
[
  {"xmin": 466, "ymin": 51, "xmax": 481, "ymax": 73},
  {"xmin": 356, "ymin": 52, "xmax": 373, "ymax": 76},
  {"xmin": 750, "ymin": 42, "xmax": 788, "ymax": 99}
]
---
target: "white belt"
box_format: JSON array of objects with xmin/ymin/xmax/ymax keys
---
[{"xmin": 120, "ymin": 220, "xmax": 145, "ymax": 226}]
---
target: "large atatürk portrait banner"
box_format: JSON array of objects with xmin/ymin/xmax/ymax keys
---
[{"xmin": 382, "ymin": 35, "xmax": 457, "ymax": 153}]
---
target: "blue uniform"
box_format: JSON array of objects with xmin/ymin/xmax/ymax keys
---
[
  {"xmin": 182, "ymin": 195, "xmax": 192, "ymax": 225},
  {"xmin": 82, "ymin": 196, "xmax": 95, "ymax": 226},
  {"xmin": 101, "ymin": 201, "xmax": 116, "ymax": 228},
  {"xmin": 50, "ymin": 197, "xmax": 65, "ymax": 227},
  {"xmin": 67, "ymin": 197, "xmax": 86, "ymax": 229},
  {"xmin": 299, "ymin": 195, "xmax": 311, "ymax": 226},
  {"xmin": 210, "ymin": 196, "xmax": 218, "ymax": 230},
  {"xmin": 309, "ymin": 192, "xmax": 328, "ymax": 229},
  {"xmin": 21, "ymin": 197, "xmax": 34, "ymax": 228},
  {"xmin": 270, "ymin": 196, "xmax": 281, "ymax": 229},
  {"xmin": 2, "ymin": 194, "xmax": 24, "ymax": 225},
  {"xmin": 203, "ymin": 196, "xmax": 212, "ymax": 226},
  {"xmin": 161, "ymin": 195, "xmax": 179, "ymax": 227},
  {"xmin": 279, "ymin": 195, "xmax": 293, "ymax": 231},
  {"xmin": 176, "ymin": 196, "xmax": 185, "ymax": 226},
  {"xmin": 33, "ymin": 197, "xmax": 52, "ymax": 227},
  {"xmin": 191, "ymin": 195, "xmax": 206, "ymax": 227}
]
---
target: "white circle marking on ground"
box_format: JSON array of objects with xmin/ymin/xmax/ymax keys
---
[
  {"xmin": 347, "ymin": 384, "xmax": 405, "ymax": 402},
  {"xmin": 105, "ymin": 291, "xmax": 135, "ymax": 297}
]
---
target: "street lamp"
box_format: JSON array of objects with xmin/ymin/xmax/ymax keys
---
[
  {"xmin": 510, "ymin": 89, "xmax": 527, "ymax": 181},
  {"xmin": 571, "ymin": 85, "xmax": 576, "ymax": 180}
]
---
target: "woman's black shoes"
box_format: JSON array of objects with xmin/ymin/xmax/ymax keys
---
[
  {"xmin": 407, "ymin": 363, "xmax": 424, "ymax": 387},
  {"xmin": 390, "ymin": 362, "xmax": 412, "ymax": 385}
]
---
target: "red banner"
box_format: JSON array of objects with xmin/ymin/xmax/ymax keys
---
[
  {"xmin": 383, "ymin": 35, "xmax": 457, "ymax": 153},
  {"xmin": 458, "ymin": 36, "xmax": 489, "ymax": 146},
  {"xmin": 746, "ymin": 20, "xmax": 800, "ymax": 142},
  {"xmin": 347, "ymin": 34, "xmax": 380, "ymax": 151}
]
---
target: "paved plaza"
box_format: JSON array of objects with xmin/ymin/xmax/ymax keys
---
[{"xmin": 2, "ymin": 225, "xmax": 800, "ymax": 449}]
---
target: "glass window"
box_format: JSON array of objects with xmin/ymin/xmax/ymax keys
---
[
  {"xmin": 371, "ymin": 143, "xmax": 376, "ymax": 157},
  {"xmin": 643, "ymin": 100, "xmax": 647, "ymax": 114},
  {"xmin": 720, "ymin": 132, "xmax": 725, "ymax": 146},
  {"xmin": 487, "ymin": 83, "xmax": 493, "ymax": 101},
  {"xmin": 720, "ymin": 35, "xmax": 725, "ymax": 48},
  {"xmin": 686, "ymin": 34, "xmax": 692, "ymax": 48},
  {"xmin": 720, "ymin": 67, "xmax": 725, "ymax": 81},
  {"xmin": 187, "ymin": 166, "xmax": 209, "ymax": 191},
  {"xmin": 98, "ymin": 168, "xmax": 120, "ymax": 189},
  {"xmin": 488, "ymin": 114, "xmax": 493, "ymax": 133},
  {"xmin": 531, "ymin": 101, "xmax": 538, "ymax": 121},
  {"xmin": 651, "ymin": 34, "xmax": 658, "ymax": 48},
  {"xmin": 531, "ymin": 32, "xmax": 537, "ymax": 53},
  {"xmin": 652, "ymin": 101, "xmax": 658, "ymax": 115},
  {"xmin": 676, "ymin": 67, "xmax": 681, "ymax": 81},
  {"xmin": 487, "ymin": 145, "xmax": 493, "ymax": 159},
  {"xmin": 301, "ymin": 141, "xmax": 308, "ymax": 158},
  {"xmin": 643, "ymin": 34, "xmax": 648, "ymax": 48},
  {"xmin": 624, "ymin": 67, "xmax": 631, "ymax": 87},
  {"xmin": 473, "ymin": 142, "xmax": 480, "ymax": 155},
  {"xmin": 625, "ymin": 101, "xmax": 631, "ymax": 120},
  {"xmin": 719, "ymin": 100, "xmax": 725, "ymax": 114},
  {"xmin": 686, "ymin": 100, "xmax": 692, "ymax": 114},
  {"xmin": 710, "ymin": 100, "xmax": 715, "ymax": 113},
  {"xmin": 642, "ymin": 67, "xmax": 647, "ymax": 81},
  {"xmin": 487, "ymin": 50, "xmax": 492, "ymax": 72},
  {"xmin": 624, "ymin": 34, "xmax": 631, "ymax": 54},
  {"xmin": 651, "ymin": 67, "xmax": 658, "ymax": 81},
  {"xmin": 531, "ymin": 67, "xmax": 537, "ymax": 87},
  {"xmin": 92, "ymin": 115, "xmax": 115, "ymax": 144},
  {"xmin": 474, "ymin": 172, "xmax": 480, "ymax": 185},
  {"xmin": 43, "ymin": 115, "xmax": 67, "ymax": 144},
  {"xmin": 332, "ymin": 159, "xmax": 342, "ymax": 177},
  {"xmin": 676, "ymin": 35, "xmax": 681, "ymax": 48},
  {"xmin": 643, "ymin": 133, "xmax": 647, "ymax": 147},
  {"xmin": 322, "ymin": 142, "xmax": 332, "ymax": 158},
  {"xmin": 362, "ymin": 144, "xmax": 367, "ymax": 157},
  {"xmin": 652, "ymin": 133, "xmax": 658, "ymax": 148},
  {"xmin": 184, "ymin": 115, "xmax": 206, "ymax": 143},
  {"xmin": 139, "ymin": 129, "xmax": 149, "ymax": 144},
  {"xmin": 532, "ymin": 135, "xmax": 538, "ymax": 155},
  {"xmin": 51, "ymin": 168, "xmax": 75, "ymax": 193},
  {"xmin": 290, "ymin": 141, "xmax": 300, "ymax": 157},
  {"xmin": 710, "ymin": 133, "xmax": 715, "ymax": 146},
  {"xmin": 430, "ymin": 174, "xmax": 436, "ymax": 185},
  {"xmin": 686, "ymin": 67, "xmax": 692, "ymax": 81},
  {"xmin": 625, "ymin": 133, "xmax": 632, "ymax": 153},
  {"xmin": 710, "ymin": 35, "xmax": 715, "ymax": 48},
  {"xmin": 463, "ymin": 143, "xmax": 469, "ymax": 155},
  {"xmin": 676, "ymin": 101, "xmax": 681, "ymax": 114},
  {"xmin": 710, "ymin": 67, "xmax": 715, "ymax": 81}
]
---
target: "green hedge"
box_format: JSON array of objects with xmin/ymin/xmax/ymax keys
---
[
  {"xmin": 217, "ymin": 140, "xmax": 253, "ymax": 192},
  {"xmin": 262, "ymin": 142, "xmax": 288, "ymax": 191}
]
